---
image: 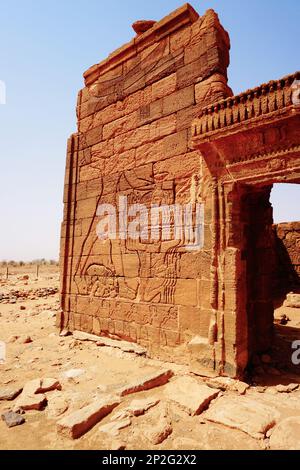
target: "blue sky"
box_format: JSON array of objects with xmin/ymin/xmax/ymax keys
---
[{"xmin": 0, "ymin": 0, "xmax": 299, "ymax": 261}]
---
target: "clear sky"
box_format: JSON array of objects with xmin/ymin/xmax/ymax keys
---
[{"xmin": 0, "ymin": 0, "xmax": 299, "ymax": 261}]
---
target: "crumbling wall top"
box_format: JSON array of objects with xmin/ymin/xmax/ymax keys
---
[{"xmin": 84, "ymin": 3, "xmax": 199, "ymax": 85}]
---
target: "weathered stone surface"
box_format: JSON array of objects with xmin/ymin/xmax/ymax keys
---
[
  {"xmin": 126, "ymin": 397, "xmax": 159, "ymax": 416},
  {"xmin": 0, "ymin": 386, "xmax": 23, "ymax": 401},
  {"xmin": 206, "ymin": 377, "xmax": 249, "ymax": 395},
  {"xmin": 47, "ymin": 394, "xmax": 69, "ymax": 418},
  {"xmin": 14, "ymin": 393, "xmax": 47, "ymax": 411},
  {"xmin": 22, "ymin": 378, "xmax": 61, "ymax": 395},
  {"xmin": 275, "ymin": 383, "xmax": 299, "ymax": 393},
  {"xmin": 132, "ymin": 20, "xmax": 156, "ymax": 35},
  {"xmin": 60, "ymin": 0, "xmax": 300, "ymax": 380},
  {"xmin": 164, "ymin": 376, "xmax": 219, "ymax": 415},
  {"xmin": 204, "ymin": 396, "xmax": 280, "ymax": 439},
  {"xmin": 270, "ymin": 417, "xmax": 300, "ymax": 450},
  {"xmin": 1, "ymin": 410, "xmax": 25, "ymax": 428},
  {"xmin": 73, "ymin": 330, "xmax": 146, "ymax": 355},
  {"xmin": 145, "ymin": 419, "xmax": 172, "ymax": 445},
  {"xmin": 115, "ymin": 370, "xmax": 173, "ymax": 396},
  {"xmin": 63, "ymin": 368, "xmax": 85, "ymax": 380},
  {"xmin": 98, "ymin": 417, "xmax": 131, "ymax": 436},
  {"xmin": 57, "ymin": 396, "xmax": 120, "ymax": 439},
  {"xmin": 284, "ymin": 292, "xmax": 300, "ymax": 308}
]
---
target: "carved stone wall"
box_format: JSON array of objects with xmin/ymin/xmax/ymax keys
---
[
  {"xmin": 59, "ymin": 4, "xmax": 232, "ymax": 366},
  {"xmin": 273, "ymin": 222, "xmax": 300, "ymax": 294},
  {"xmin": 59, "ymin": 2, "xmax": 300, "ymax": 378}
]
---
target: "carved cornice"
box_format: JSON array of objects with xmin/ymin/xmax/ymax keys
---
[
  {"xmin": 192, "ymin": 72, "xmax": 300, "ymax": 143},
  {"xmin": 226, "ymin": 143, "xmax": 300, "ymax": 167}
]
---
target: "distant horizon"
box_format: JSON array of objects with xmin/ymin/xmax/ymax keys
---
[{"xmin": 0, "ymin": 0, "xmax": 299, "ymax": 261}]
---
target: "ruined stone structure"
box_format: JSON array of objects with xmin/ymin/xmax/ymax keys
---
[
  {"xmin": 273, "ymin": 222, "xmax": 300, "ymax": 295},
  {"xmin": 59, "ymin": 3, "xmax": 300, "ymax": 377}
]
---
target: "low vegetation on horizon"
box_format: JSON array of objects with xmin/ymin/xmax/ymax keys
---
[{"xmin": 0, "ymin": 259, "xmax": 59, "ymax": 267}]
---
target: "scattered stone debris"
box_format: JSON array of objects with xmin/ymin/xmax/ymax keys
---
[
  {"xmin": 145, "ymin": 419, "xmax": 172, "ymax": 445},
  {"xmin": 57, "ymin": 396, "xmax": 120, "ymax": 439},
  {"xmin": 14, "ymin": 393, "xmax": 47, "ymax": 412},
  {"xmin": 114, "ymin": 370, "xmax": 173, "ymax": 397},
  {"xmin": 73, "ymin": 330, "xmax": 147, "ymax": 356},
  {"xmin": 22, "ymin": 378, "xmax": 61, "ymax": 395},
  {"xmin": 99, "ymin": 417, "xmax": 131, "ymax": 436},
  {"xmin": 0, "ymin": 386, "xmax": 23, "ymax": 401},
  {"xmin": 0, "ymin": 287, "xmax": 58, "ymax": 304},
  {"xmin": 275, "ymin": 383, "xmax": 299, "ymax": 393},
  {"xmin": 125, "ymin": 397, "xmax": 160, "ymax": 417},
  {"xmin": 204, "ymin": 396, "xmax": 280, "ymax": 439},
  {"xmin": 283, "ymin": 293, "xmax": 300, "ymax": 308},
  {"xmin": 164, "ymin": 376, "xmax": 219, "ymax": 415},
  {"xmin": 1, "ymin": 410, "xmax": 25, "ymax": 428},
  {"xmin": 255, "ymin": 386, "xmax": 266, "ymax": 393},
  {"xmin": 206, "ymin": 376, "xmax": 249, "ymax": 395},
  {"xmin": 63, "ymin": 369, "xmax": 85, "ymax": 380}
]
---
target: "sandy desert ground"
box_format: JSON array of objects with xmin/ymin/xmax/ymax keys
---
[{"xmin": 0, "ymin": 266, "xmax": 300, "ymax": 450}]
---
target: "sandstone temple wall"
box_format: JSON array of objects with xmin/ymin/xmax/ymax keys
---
[
  {"xmin": 59, "ymin": 4, "xmax": 232, "ymax": 369},
  {"xmin": 59, "ymin": 2, "xmax": 300, "ymax": 378},
  {"xmin": 273, "ymin": 222, "xmax": 300, "ymax": 293}
]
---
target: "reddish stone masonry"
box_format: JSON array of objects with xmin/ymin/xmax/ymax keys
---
[
  {"xmin": 273, "ymin": 222, "xmax": 300, "ymax": 294},
  {"xmin": 59, "ymin": 3, "xmax": 300, "ymax": 378}
]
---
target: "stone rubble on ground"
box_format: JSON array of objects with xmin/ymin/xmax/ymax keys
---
[
  {"xmin": 98, "ymin": 417, "xmax": 131, "ymax": 436},
  {"xmin": 73, "ymin": 330, "xmax": 147, "ymax": 356},
  {"xmin": 206, "ymin": 376, "xmax": 250, "ymax": 395},
  {"xmin": 164, "ymin": 376, "xmax": 220, "ymax": 415},
  {"xmin": 0, "ymin": 386, "xmax": 23, "ymax": 401},
  {"xmin": 57, "ymin": 396, "xmax": 121, "ymax": 439},
  {"xmin": 275, "ymin": 383, "xmax": 299, "ymax": 393},
  {"xmin": 109, "ymin": 370, "xmax": 173, "ymax": 397},
  {"xmin": 204, "ymin": 395, "xmax": 281, "ymax": 439},
  {"xmin": 1, "ymin": 410, "xmax": 25, "ymax": 428},
  {"xmin": 144, "ymin": 418, "xmax": 173, "ymax": 445}
]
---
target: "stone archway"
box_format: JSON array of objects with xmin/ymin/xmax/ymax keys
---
[{"xmin": 192, "ymin": 72, "xmax": 300, "ymax": 376}]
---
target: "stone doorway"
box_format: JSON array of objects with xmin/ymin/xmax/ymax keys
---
[{"xmin": 241, "ymin": 182, "xmax": 300, "ymax": 375}]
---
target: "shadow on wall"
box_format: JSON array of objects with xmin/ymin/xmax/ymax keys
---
[{"xmin": 273, "ymin": 222, "xmax": 300, "ymax": 302}]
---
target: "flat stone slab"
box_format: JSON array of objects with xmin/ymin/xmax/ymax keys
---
[
  {"xmin": 1, "ymin": 411, "xmax": 25, "ymax": 428},
  {"xmin": 14, "ymin": 393, "xmax": 47, "ymax": 411},
  {"xmin": 73, "ymin": 330, "xmax": 147, "ymax": 355},
  {"xmin": 57, "ymin": 396, "xmax": 120, "ymax": 439},
  {"xmin": 127, "ymin": 397, "xmax": 160, "ymax": 416},
  {"xmin": 270, "ymin": 417, "xmax": 300, "ymax": 450},
  {"xmin": 113, "ymin": 398, "xmax": 159, "ymax": 420},
  {"xmin": 23, "ymin": 378, "xmax": 61, "ymax": 395},
  {"xmin": 115, "ymin": 370, "xmax": 173, "ymax": 397},
  {"xmin": 206, "ymin": 376, "xmax": 249, "ymax": 395},
  {"xmin": 0, "ymin": 386, "xmax": 23, "ymax": 401},
  {"xmin": 98, "ymin": 417, "xmax": 131, "ymax": 436},
  {"xmin": 204, "ymin": 396, "xmax": 280, "ymax": 439},
  {"xmin": 164, "ymin": 376, "xmax": 219, "ymax": 415}
]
